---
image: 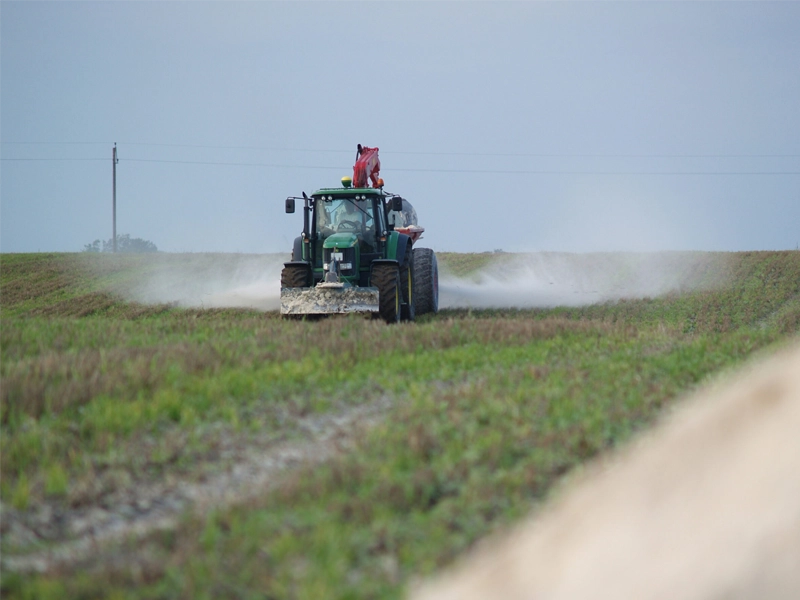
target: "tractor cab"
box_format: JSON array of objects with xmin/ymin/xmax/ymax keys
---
[{"xmin": 284, "ymin": 186, "xmax": 395, "ymax": 288}]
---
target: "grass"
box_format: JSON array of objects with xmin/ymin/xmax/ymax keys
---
[{"xmin": 1, "ymin": 250, "xmax": 799, "ymax": 599}]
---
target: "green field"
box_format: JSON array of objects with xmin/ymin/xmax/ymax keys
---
[{"xmin": 2, "ymin": 251, "xmax": 799, "ymax": 599}]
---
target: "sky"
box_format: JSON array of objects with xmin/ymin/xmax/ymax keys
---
[{"xmin": 2, "ymin": 1, "xmax": 799, "ymax": 254}]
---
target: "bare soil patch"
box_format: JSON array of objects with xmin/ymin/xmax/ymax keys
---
[{"xmin": 2, "ymin": 396, "xmax": 393, "ymax": 574}]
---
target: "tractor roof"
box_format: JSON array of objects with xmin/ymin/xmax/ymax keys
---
[{"xmin": 312, "ymin": 187, "xmax": 384, "ymax": 198}]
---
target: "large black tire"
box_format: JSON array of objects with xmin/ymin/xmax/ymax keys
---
[
  {"xmin": 399, "ymin": 242, "xmax": 415, "ymax": 322},
  {"xmin": 371, "ymin": 264, "xmax": 401, "ymax": 324},
  {"xmin": 281, "ymin": 264, "xmax": 311, "ymax": 288},
  {"xmin": 413, "ymin": 247, "xmax": 438, "ymax": 316}
]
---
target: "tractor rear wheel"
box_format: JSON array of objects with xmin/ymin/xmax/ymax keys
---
[
  {"xmin": 371, "ymin": 264, "xmax": 401, "ymax": 324},
  {"xmin": 413, "ymin": 247, "xmax": 439, "ymax": 316},
  {"xmin": 281, "ymin": 263, "xmax": 311, "ymax": 288},
  {"xmin": 400, "ymin": 243, "xmax": 415, "ymax": 322}
]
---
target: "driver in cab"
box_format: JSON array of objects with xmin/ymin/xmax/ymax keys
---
[{"xmin": 334, "ymin": 201, "xmax": 363, "ymax": 232}]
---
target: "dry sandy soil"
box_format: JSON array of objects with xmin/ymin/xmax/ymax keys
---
[{"xmin": 411, "ymin": 342, "xmax": 800, "ymax": 600}]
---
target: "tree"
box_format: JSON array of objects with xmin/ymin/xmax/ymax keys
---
[
  {"xmin": 82, "ymin": 234, "xmax": 158, "ymax": 253},
  {"xmin": 83, "ymin": 239, "xmax": 102, "ymax": 253}
]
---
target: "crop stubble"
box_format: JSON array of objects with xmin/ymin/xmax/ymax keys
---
[{"xmin": 1, "ymin": 251, "xmax": 799, "ymax": 599}]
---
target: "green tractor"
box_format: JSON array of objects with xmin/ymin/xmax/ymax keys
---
[{"xmin": 280, "ymin": 152, "xmax": 438, "ymax": 323}]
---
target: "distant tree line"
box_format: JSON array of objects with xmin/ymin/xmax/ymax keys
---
[{"xmin": 83, "ymin": 234, "xmax": 158, "ymax": 253}]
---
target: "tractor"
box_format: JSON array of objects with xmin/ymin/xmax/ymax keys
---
[{"xmin": 280, "ymin": 145, "xmax": 438, "ymax": 323}]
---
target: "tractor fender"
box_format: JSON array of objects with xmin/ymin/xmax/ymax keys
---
[
  {"xmin": 369, "ymin": 258, "xmax": 400, "ymax": 279},
  {"xmin": 386, "ymin": 232, "xmax": 412, "ymax": 264},
  {"xmin": 292, "ymin": 236, "xmax": 304, "ymax": 262},
  {"xmin": 370, "ymin": 259, "xmax": 400, "ymax": 270}
]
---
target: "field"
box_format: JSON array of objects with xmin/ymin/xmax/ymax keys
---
[{"xmin": 2, "ymin": 251, "xmax": 799, "ymax": 599}]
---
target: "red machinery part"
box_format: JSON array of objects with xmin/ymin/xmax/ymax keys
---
[{"xmin": 353, "ymin": 145, "xmax": 381, "ymax": 188}]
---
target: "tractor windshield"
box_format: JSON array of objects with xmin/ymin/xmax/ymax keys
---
[{"xmin": 316, "ymin": 198, "xmax": 374, "ymax": 238}]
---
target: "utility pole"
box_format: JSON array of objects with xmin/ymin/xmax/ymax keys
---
[{"xmin": 112, "ymin": 143, "xmax": 118, "ymax": 252}]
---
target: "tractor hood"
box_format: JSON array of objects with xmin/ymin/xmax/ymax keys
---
[{"xmin": 322, "ymin": 233, "xmax": 359, "ymax": 250}]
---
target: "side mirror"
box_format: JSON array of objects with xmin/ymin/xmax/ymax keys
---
[
  {"xmin": 391, "ymin": 196, "xmax": 403, "ymax": 212},
  {"xmin": 285, "ymin": 198, "xmax": 295, "ymax": 213}
]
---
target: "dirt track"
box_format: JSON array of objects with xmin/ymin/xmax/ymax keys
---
[
  {"xmin": 1, "ymin": 396, "xmax": 392, "ymax": 574},
  {"xmin": 411, "ymin": 342, "xmax": 800, "ymax": 600}
]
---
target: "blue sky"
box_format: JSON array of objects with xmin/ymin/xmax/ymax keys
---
[{"xmin": 2, "ymin": 1, "xmax": 799, "ymax": 253}]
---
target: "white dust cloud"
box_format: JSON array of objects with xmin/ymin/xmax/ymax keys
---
[
  {"xmin": 440, "ymin": 252, "xmax": 727, "ymax": 309},
  {"xmin": 119, "ymin": 254, "xmax": 285, "ymax": 311},
  {"xmin": 111, "ymin": 251, "xmax": 728, "ymax": 313},
  {"xmin": 437, "ymin": 179, "xmax": 728, "ymax": 309}
]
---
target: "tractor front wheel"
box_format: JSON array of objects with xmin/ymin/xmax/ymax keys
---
[{"xmin": 281, "ymin": 264, "xmax": 311, "ymax": 288}]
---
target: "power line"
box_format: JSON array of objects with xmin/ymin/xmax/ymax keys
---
[
  {"xmin": 122, "ymin": 142, "xmax": 353, "ymax": 153},
  {"xmin": 1, "ymin": 141, "xmax": 110, "ymax": 145},
  {"xmin": 12, "ymin": 145, "xmax": 788, "ymax": 158},
  {"xmin": 2, "ymin": 156, "xmax": 798, "ymax": 175},
  {"xmin": 2, "ymin": 141, "xmax": 799, "ymax": 159},
  {"xmin": 123, "ymin": 158, "xmax": 800, "ymax": 175},
  {"xmin": 125, "ymin": 158, "xmax": 340, "ymax": 168},
  {"xmin": 3, "ymin": 154, "xmax": 799, "ymax": 175},
  {"xmin": 394, "ymin": 169, "xmax": 800, "ymax": 175},
  {"xmin": 392, "ymin": 151, "xmax": 800, "ymax": 159},
  {"xmin": 0, "ymin": 158, "xmax": 107, "ymax": 161},
  {"xmin": 123, "ymin": 145, "xmax": 800, "ymax": 159}
]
